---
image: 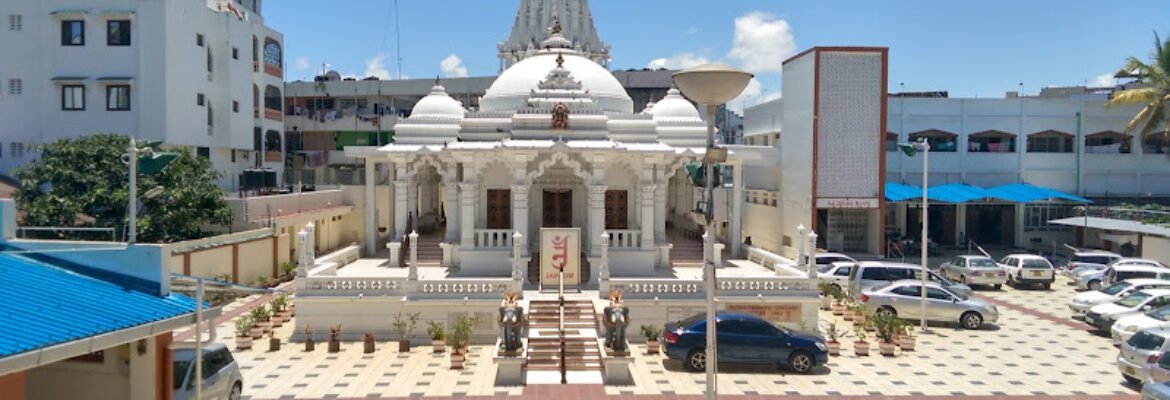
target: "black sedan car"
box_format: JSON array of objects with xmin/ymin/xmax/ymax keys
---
[{"xmin": 663, "ymin": 312, "xmax": 828, "ymax": 373}]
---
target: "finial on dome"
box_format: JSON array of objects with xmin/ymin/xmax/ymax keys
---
[
  {"xmin": 551, "ymin": 18, "xmax": 562, "ymax": 35},
  {"xmin": 556, "ymin": 53, "xmax": 565, "ymax": 67},
  {"xmin": 435, "ymin": 75, "xmax": 440, "ymax": 86}
]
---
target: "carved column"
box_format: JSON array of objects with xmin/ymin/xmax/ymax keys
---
[
  {"xmin": 588, "ymin": 184, "xmax": 607, "ymax": 257},
  {"xmin": 511, "ymin": 184, "xmax": 530, "ymax": 256},
  {"xmin": 363, "ymin": 158, "xmax": 377, "ymax": 255},
  {"xmin": 640, "ymin": 184, "xmax": 656, "ymax": 249},
  {"xmin": 445, "ymin": 182, "xmax": 460, "ymax": 243},
  {"xmin": 729, "ymin": 163, "xmax": 745, "ymax": 258},
  {"xmin": 655, "ymin": 184, "xmax": 668, "ymax": 244},
  {"xmin": 393, "ymin": 163, "xmax": 409, "ymax": 241},
  {"xmin": 460, "ymin": 183, "xmax": 478, "ymax": 248}
]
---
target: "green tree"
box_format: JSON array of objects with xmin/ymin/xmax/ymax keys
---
[
  {"xmin": 14, "ymin": 134, "xmax": 231, "ymax": 242},
  {"xmin": 1106, "ymin": 31, "xmax": 1170, "ymax": 148}
]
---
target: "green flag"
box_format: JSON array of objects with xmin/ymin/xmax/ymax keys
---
[
  {"xmin": 897, "ymin": 143, "xmax": 918, "ymax": 157},
  {"xmin": 685, "ymin": 162, "xmax": 722, "ymax": 187}
]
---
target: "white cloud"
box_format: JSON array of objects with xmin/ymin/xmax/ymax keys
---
[
  {"xmin": 727, "ymin": 12, "xmax": 796, "ymax": 74},
  {"xmin": 364, "ymin": 53, "xmax": 392, "ymax": 79},
  {"xmin": 1092, "ymin": 73, "xmax": 1115, "ymax": 88},
  {"xmin": 645, "ymin": 53, "xmax": 710, "ymax": 70},
  {"xmin": 440, "ymin": 54, "xmax": 469, "ymax": 78},
  {"xmin": 293, "ymin": 57, "xmax": 310, "ymax": 71}
]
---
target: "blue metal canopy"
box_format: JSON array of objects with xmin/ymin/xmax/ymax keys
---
[
  {"xmin": 884, "ymin": 182, "xmax": 1090, "ymax": 204},
  {"xmin": 885, "ymin": 183, "xmax": 921, "ymax": 202},
  {"xmin": 0, "ymin": 253, "xmax": 198, "ymax": 358},
  {"xmin": 925, "ymin": 183, "xmax": 988, "ymax": 204},
  {"xmin": 984, "ymin": 183, "xmax": 1092, "ymax": 204}
]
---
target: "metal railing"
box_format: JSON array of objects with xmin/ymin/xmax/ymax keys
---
[{"xmin": 17, "ymin": 227, "xmax": 118, "ymax": 242}]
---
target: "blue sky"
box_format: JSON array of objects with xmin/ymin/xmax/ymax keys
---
[{"xmin": 267, "ymin": 0, "xmax": 1166, "ymax": 109}]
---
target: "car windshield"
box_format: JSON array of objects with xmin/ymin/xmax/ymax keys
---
[
  {"xmin": 173, "ymin": 360, "xmax": 191, "ymax": 390},
  {"xmin": 679, "ymin": 314, "xmax": 706, "ymax": 330},
  {"xmin": 1021, "ymin": 259, "xmax": 1051, "ymax": 269},
  {"xmin": 1148, "ymin": 306, "xmax": 1170, "ymax": 322},
  {"xmin": 1100, "ymin": 282, "xmax": 1130, "ymax": 295},
  {"xmin": 1128, "ymin": 330, "xmax": 1167, "ymax": 350},
  {"xmin": 1117, "ymin": 292, "xmax": 1152, "ymax": 308},
  {"xmin": 968, "ymin": 258, "xmax": 997, "ymax": 268},
  {"xmin": 1075, "ymin": 255, "xmax": 1114, "ymax": 264}
]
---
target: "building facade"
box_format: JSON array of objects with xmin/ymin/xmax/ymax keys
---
[{"xmin": 0, "ymin": 0, "xmax": 285, "ymax": 190}]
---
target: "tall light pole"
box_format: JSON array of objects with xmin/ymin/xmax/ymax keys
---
[
  {"xmin": 123, "ymin": 139, "xmax": 177, "ymax": 244},
  {"xmin": 674, "ymin": 64, "xmax": 753, "ymax": 400},
  {"xmin": 898, "ymin": 138, "xmax": 930, "ymax": 332}
]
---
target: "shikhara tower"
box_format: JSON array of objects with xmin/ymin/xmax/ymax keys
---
[{"xmin": 497, "ymin": 0, "xmax": 611, "ymax": 71}]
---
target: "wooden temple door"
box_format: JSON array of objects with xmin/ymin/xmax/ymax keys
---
[
  {"xmin": 605, "ymin": 190, "xmax": 628, "ymax": 230},
  {"xmin": 486, "ymin": 189, "xmax": 511, "ymax": 230},
  {"xmin": 542, "ymin": 190, "xmax": 573, "ymax": 228}
]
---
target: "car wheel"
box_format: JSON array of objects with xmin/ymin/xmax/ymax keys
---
[
  {"xmin": 1043, "ymin": 283, "xmax": 1051, "ymax": 290},
  {"xmin": 960, "ymin": 274, "xmax": 968, "ymax": 285},
  {"xmin": 830, "ymin": 283, "xmax": 841, "ymax": 294},
  {"xmin": 1124, "ymin": 375, "xmax": 1141, "ymax": 385},
  {"xmin": 961, "ymin": 312, "xmax": 984, "ymax": 330},
  {"xmin": 229, "ymin": 382, "xmax": 242, "ymax": 400},
  {"xmin": 876, "ymin": 306, "xmax": 897, "ymax": 319},
  {"xmin": 686, "ymin": 349, "xmax": 706, "ymax": 372},
  {"xmin": 993, "ymin": 284, "xmax": 1002, "ymax": 290},
  {"xmin": 1088, "ymin": 280, "xmax": 1102, "ymax": 291},
  {"xmin": 787, "ymin": 351, "xmax": 814, "ymax": 373}
]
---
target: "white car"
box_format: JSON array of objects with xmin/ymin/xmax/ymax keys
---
[
  {"xmin": 1068, "ymin": 279, "xmax": 1170, "ymax": 318},
  {"xmin": 1112, "ymin": 305, "xmax": 1170, "ymax": 346},
  {"xmin": 999, "ymin": 254, "xmax": 1055, "ymax": 289},
  {"xmin": 816, "ymin": 261, "xmax": 855, "ymax": 292},
  {"xmin": 815, "ymin": 253, "xmax": 857, "ymax": 272},
  {"xmin": 1075, "ymin": 261, "xmax": 1170, "ymax": 291},
  {"xmin": 1086, "ymin": 289, "xmax": 1170, "ymax": 332}
]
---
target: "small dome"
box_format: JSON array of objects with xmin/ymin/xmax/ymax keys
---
[
  {"xmin": 410, "ymin": 84, "xmax": 464, "ymax": 119},
  {"xmin": 651, "ymin": 88, "xmax": 700, "ymax": 120}
]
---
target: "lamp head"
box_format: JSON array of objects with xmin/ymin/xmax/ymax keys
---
[{"xmin": 672, "ymin": 64, "xmax": 754, "ymax": 105}]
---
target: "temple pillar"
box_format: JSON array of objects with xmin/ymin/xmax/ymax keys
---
[
  {"xmin": 393, "ymin": 163, "xmax": 409, "ymax": 241},
  {"xmin": 512, "ymin": 184, "xmax": 530, "ymax": 256},
  {"xmin": 460, "ymin": 183, "xmax": 478, "ymax": 248},
  {"xmin": 640, "ymin": 184, "xmax": 656, "ymax": 249},
  {"xmin": 588, "ymin": 184, "xmax": 607, "ymax": 257},
  {"xmin": 729, "ymin": 164, "xmax": 745, "ymax": 258},
  {"xmin": 445, "ymin": 182, "xmax": 460, "ymax": 243},
  {"xmin": 655, "ymin": 184, "xmax": 668, "ymax": 244},
  {"xmin": 363, "ymin": 158, "xmax": 377, "ymax": 255}
]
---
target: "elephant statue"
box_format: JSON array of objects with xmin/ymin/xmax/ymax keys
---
[
  {"xmin": 497, "ymin": 291, "xmax": 525, "ymax": 353},
  {"xmin": 602, "ymin": 290, "xmax": 630, "ymax": 353}
]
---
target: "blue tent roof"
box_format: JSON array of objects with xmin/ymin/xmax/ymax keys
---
[
  {"xmin": 0, "ymin": 253, "xmax": 198, "ymax": 358},
  {"xmin": 984, "ymin": 183, "xmax": 1092, "ymax": 204},
  {"xmin": 885, "ymin": 183, "xmax": 921, "ymax": 202},
  {"xmin": 926, "ymin": 183, "xmax": 989, "ymax": 203}
]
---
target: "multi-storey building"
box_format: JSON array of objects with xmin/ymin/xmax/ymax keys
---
[{"xmin": 0, "ymin": 0, "xmax": 285, "ymax": 190}]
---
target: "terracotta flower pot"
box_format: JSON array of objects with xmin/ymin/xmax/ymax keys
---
[
  {"xmin": 450, "ymin": 352, "xmax": 465, "ymax": 369},
  {"xmin": 271, "ymin": 318, "xmax": 284, "ymax": 328},
  {"xmin": 879, "ymin": 341, "xmax": 897, "ymax": 357},
  {"xmin": 250, "ymin": 328, "xmax": 263, "ymax": 340},
  {"xmin": 854, "ymin": 340, "xmax": 870, "ymax": 356},
  {"xmin": 235, "ymin": 336, "xmax": 252, "ymax": 350},
  {"xmin": 269, "ymin": 337, "xmax": 281, "ymax": 352},
  {"xmin": 900, "ymin": 336, "xmax": 916, "ymax": 351},
  {"xmin": 646, "ymin": 340, "xmax": 660, "ymax": 354},
  {"xmin": 364, "ymin": 341, "xmax": 376, "ymax": 354},
  {"xmin": 398, "ymin": 340, "xmax": 410, "ymax": 353},
  {"xmin": 826, "ymin": 340, "xmax": 841, "ymax": 357},
  {"xmin": 259, "ymin": 321, "xmax": 273, "ymax": 333},
  {"xmin": 304, "ymin": 339, "xmax": 315, "ymax": 352},
  {"xmin": 831, "ymin": 304, "xmax": 844, "ymax": 316},
  {"xmin": 843, "ymin": 312, "xmax": 854, "ymax": 321},
  {"xmin": 328, "ymin": 339, "xmax": 340, "ymax": 353},
  {"xmin": 432, "ymin": 340, "xmax": 445, "ymax": 354}
]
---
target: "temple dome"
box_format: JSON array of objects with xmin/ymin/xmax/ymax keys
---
[
  {"xmin": 410, "ymin": 84, "xmax": 465, "ymax": 119},
  {"xmin": 482, "ymin": 49, "xmax": 633, "ymax": 113},
  {"xmin": 651, "ymin": 88, "xmax": 701, "ymax": 120}
]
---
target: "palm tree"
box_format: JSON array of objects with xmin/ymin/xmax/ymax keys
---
[{"xmin": 1106, "ymin": 32, "xmax": 1170, "ymax": 151}]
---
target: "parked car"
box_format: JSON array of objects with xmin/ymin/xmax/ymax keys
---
[
  {"xmin": 1118, "ymin": 327, "xmax": 1170, "ymax": 384},
  {"xmin": 1068, "ymin": 279, "xmax": 1170, "ymax": 318},
  {"xmin": 1113, "ymin": 305, "xmax": 1170, "ymax": 346},
  {"xmin": 173, "ymin": 343, "xmax": 243, "ymax": 400},
  {"xmin": 663, "ymin": 312, "xmax": 828, "ymax": 373},
  {"xmin": 998, "ymin": 254, "xmax": 1056, "ymax": 289},
  {"xmin": 1063, "ymin": 250, "xmax": 1123, "ymax": 274},
  {"xmin": 846, "ymin": 261, "xmax": 973, "ymax": 298},
  {"xmin": 1142, "ymin": 380, "xmax": 1170, "ymax": 400},
  {"xmin": 815, "ymin": 253, "xmax": 857, "ymax": 273},
  {"xmin": 1086, "ymin": 289, "xmax": 1170, "ymax": 332},
  {"xmin": 1148, "ymin": 352, "xmax": 1170, "ymax": 388},
  {"xmin": 817, "ymin": 262, "xmax": 856, "ymax": 292},
  {"xmin": 858, "ymin": 280, "xmax": 998, "ymax": 329},
  {"xmin": 1075, "ymin": 261, "xmax": 1170, "ymax": 291},
  {"xmin": 939, "ymin": 255, "xmax": 1007, "ymax": 289}
]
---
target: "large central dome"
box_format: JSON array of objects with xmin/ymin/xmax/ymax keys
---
[{"xmin": 482, "ymin": 47, "xmax": 633, "ymax": 114}]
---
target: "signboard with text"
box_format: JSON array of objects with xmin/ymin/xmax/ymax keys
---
[
  {"xmin": 540, "ymin": 228, "xmax": 581, "ymax": 288},
  {"xmin": 816, "ymin": 198, "xmax": 879, "ymax": 209},
  {"xmin": 726, "ymin": 303, "xmax": 802, "ymax": 323}
]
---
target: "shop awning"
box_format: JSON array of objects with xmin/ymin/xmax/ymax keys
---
[
  {"xmin": 884, "ymin": 182, "xmax": 1091, "ymax": 204},
  {"xmin": 984, "ymin": 183, "xmax": 1091, "ymax": 204},
  {"xmin": 927, "ymin": 183, "xmax": 988, "ymax": 203},
  {"xmin": 885, "ymin": 183, "xmax": 921, "ymax": 202}
]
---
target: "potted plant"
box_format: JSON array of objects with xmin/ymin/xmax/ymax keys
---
[
  {"xmin": 269, "ymin": 299, "xmax": 285, "ymax": 328},
  {"xmin": 328, "ymin": 325, "xmax": 342, "ymax": 353},
  {"xmin": 393, "ymin": 312, "xmax": 421, "ymax": 353},
  {"xmin": 899, "ymin": 325, "xmax": 916, "ymax": 351},
  {"xmin": 251, "ymin": 305, "xmax": 272, "ymax": 334},
  {"xmin": 426, "ymin": 321, "xmax": 447, "ymax": 354},
  {"xmin": 872, "ymin": 313, "xmax": 903, "ymax": 357},
  {"xmin": 235, "ymin": 316, "xmax": 254, "ymax": 350},
  {"xmin": 842, "ymin": 299, "xmax": 856, "ymax": 321},
  {"xmin": 272, "ymin": 295, "xmax": 289, "ymax": 322},
  {"xmin": 281, "ymin": 261, "xmax": 297, "ymax": 281},
  {"xmin": 287, "ymin": 297, "xmax": 296, "ymax": 317},
  {"xmin": 363, "ymin": 332, "xmax": 376, "ymax": 354},
  {"xmin": 268, "ymin": 329, "xmax": 281, "ymax": 352},
  {"xmin": 447, "ymin": 315, "xmax": 475, "ymax": 369},
  {"xmin": 641, "ymin": 325, "xmax": 662, "ymax": 354},
  {"xmin": 822, "ymin": 320, "xmax": 849, "ymax": 357},
  {"xmin": 853, "ymin": 320, "xmax": 870, "ymax": 356},
  {"xmin": 304, "ymin": 325, "xmax": 315, "ymax": 352},
  {"xmin": 817, "ymin": 281, "xmax": 835, "ymax": 310}
]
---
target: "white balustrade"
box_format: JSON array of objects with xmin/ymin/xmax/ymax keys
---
[
  {"xmin": 745, "ymin": 190, "xmax": 778, "ymax": 207},
  {"xmin": 416, "ymin": 279, "xmax": 521, "ymax": 299},
  {"xmin": 607, "ymin": 230, "xmax": 642, "ymax": 249},
  {"xmin": 298, "ymin": 277, "xmax": 407, "ymax": 297},
  {"xmin": 475, "ymin": 229, "xmax": 514, "ymax": 249},
  {"xmin": 602, "ymin": 275, "xmax": 816, "ymax": 300}
]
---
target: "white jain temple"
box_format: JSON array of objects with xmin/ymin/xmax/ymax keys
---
[{"xmin": 293, "ymin": 0, "xmax": 889, "ymax": 382}]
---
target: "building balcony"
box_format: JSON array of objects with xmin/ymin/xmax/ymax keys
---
[
  {"xmin": 264, "ymin": 109, "xmax": 283, "ymax": 122},
  {"xmin": 285, "ymin": 113, "xmax": 398, "ymax": 133}
]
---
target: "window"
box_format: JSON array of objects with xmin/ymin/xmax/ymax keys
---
[
  {"xmin": 207, "ymin": 104, "xmax": 213, "ymax": 129},
  {"xmin": 1144, "ymin": 135, "xmax": 1167, "ymax": 154},
  {"xmin": 263, "ymin": 38, "xmax": 282, "ymax": 67},
  {"xmin": 233, "ymin": 101, "xmax": 239, "ymax": 113},
  {"xmin": 1027, "ymin": 131, "xmax": 1073, "ymax": 153},
  {"xmin": 207, "ymin": 47, "xmax": 213, "ymax": 73},
  {"xmin": 197, "ymin": 147, "xmax": 210, "ymax": 159},
  {"xmin": 196, "ymin": 93, "xmax": 205, "ymax": 106},
  {"xmin": 1086, "ymin": 131, "xmax": 1132, "ymax": 154},
  {"xmin": 107, "ymin": 20, "xmax": 130, "ymax": 46},
  {"xmin": 908, "ymin": 129, "xmax": 957, "ymax": 152},
  {"xmin": 7, "ymin": 79, "xmax": 21, "ymax": 95},
  {"xmin": 232, "ymin": 47, "xmax": 239, "ymax": 60},
  {"xmin": 10, "ymin": 143, "xmax": 24, "ymax": 158},
  {"xmin": 860, "ymin": 268, "xmax": 887, "ymax": 280},
  {"xmin": 263, "ymin": 85, "xmax": 282, "ymax": 111},
  {"xmin": 8, "ymin": 14, "xmax": 21, "ymax": 31},
  {"xmin": 891, "ymin": 285, "xmax": 921, "ymax": 297},
  {"xmin": 926, "ymin": 287, "xmax": 954, "ymax": 301},
  {"xmin": 196, "ymin": 33, "xmax": 204, "ymax": 47},
  {"xmin": 106, "ymin": 85, "xmax": 130, "ymax": 110},
  {"xmin": 61, "ymin": 85, "xmax": 85, "ymax": 110},
  {"xmin": 61, "ymin": 20, "xmax": 85, "ymax": 46},
  {"xmin": 968, "ymin": 130, "xmax": 1016, "ymax": 153},
  {"xmin": 1024, "ymin": 204, "xmax": 1073, "ymax": 232}
]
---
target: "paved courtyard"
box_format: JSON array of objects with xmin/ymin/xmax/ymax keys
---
[{"xmin": 179, "ymin": 275, "xmax": 1140, "ymax": 399}]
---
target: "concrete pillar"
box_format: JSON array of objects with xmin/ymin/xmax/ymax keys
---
[
  {"xmin": 363, "ymin": 159, "xmax": 377, "ymax": 255},
  {"xmin": 956, "ymin": 203, "xmax": 968, "ymax": 245},
  {"xmin": 512, "ymin": 231, "xmax": 524, "ymax": 281},
  {"xmin": 1014, "ymin": 203, "xmax": 1026, "ymax": 248},
  {"xmin": 460, "ymin": 183, "xmax": 478, "ymax": 248},
  {"xmin": 588, "ymin": 184, "xmax": 608, "ymax": 257},
  {"xmin": 394, "ymin": 180, "xmax": 408, "ymax": 241},
  {"xmin": 807, "ymin": 231, "xmax": 819, "ymax": 278},
  {"xmin": 654, "ymin": 184, "xmax": 668, "ymax": 244},
  {"xmin": 640, "ymin": 185, "xmax": 656, "ymax": 249},
  {"xmin": 599, "ymin": 231, "xmax": 611, "ymax": 280},
  {"xmin": 729, "ymin": 164, "xmax": 745, "ymax": 258},
  {"xmin": 445, "ymin": 182, "xmax": 460, "ymax": 243},
  {"xmin": 408, "ymin": 231, "xmax": 419, "ymax": 280},
  {"xmin": 512, "ymin": 184, "xmax": 530, "ymax": 255},
  {"xmin": 407, "ymin": 178, "xmax": 418, "ymax": 226},
  {"xmin": 0, "ymin": 199, "xmax": 15, "ymax": 241}
]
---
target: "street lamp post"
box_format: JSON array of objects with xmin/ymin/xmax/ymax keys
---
[
  {"xmin": 674, "ymin": 64, "xmax": 753, "ymax": 400},
  {"xmin": 898, "ymin": 138, "xmax": 931, "ymax": 332},
  {"xmin": 123, "ymin": 138, "xmax": 178, "ymax": 244}
]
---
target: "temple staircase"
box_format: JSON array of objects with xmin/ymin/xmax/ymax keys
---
[
  {"xmin": 525, "ymin": 299, "xmax": 603, "ymax": 384},
  {"xmin": 670, "ymin": 239, "xmax": 705, "ymax": 267},
  {"xmin": 413, "ymin": 237, "xmax": 443, "ymax": 266}
]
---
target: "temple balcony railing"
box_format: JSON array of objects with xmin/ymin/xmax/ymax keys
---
[
  {"xmin": 606, "ymin": 230, "xmax": 641, "ymax": 249},
  {"xmin": 475, "ymin": 229, "xmax": 514, "ymax": 249},
  {"xmin": 600, "ymin": 276, "xmax": 816, "ymax": 300}
]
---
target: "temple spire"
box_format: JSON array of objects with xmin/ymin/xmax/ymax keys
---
[{"xmin": 497, "ymin": 0, "xmax": 610, "ymax": 71}]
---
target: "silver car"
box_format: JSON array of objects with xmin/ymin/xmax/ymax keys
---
[
  {"xmin": 174, "ymin": 343, "xmax": 243, "ymax": 400},
  {"xmin": 847, "ymin": 261, "xmax": 973, "ymax": 298},
  {"xmin": 859, "ymin": 280, "xmax": 999, "ymax": 329},
  {"xmin": 1118, "ymin": 327, "xmax": 1170, "ymax": 385},
  {"xmin": 1077, "ymin": 262, "xmax": 1170, "ymax": 291},
  {"xmin": 939, "ymin": 255, "xmax": 1007, "ymax": 289},
  {"xmin": 1143, "ymin": 381, "xmax": 1170, "ymax": 400}
]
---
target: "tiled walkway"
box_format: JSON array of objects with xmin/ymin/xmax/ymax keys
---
[{"xmin": 187, "ymin": 275, "xmax": 1138, "ymax": 399}]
